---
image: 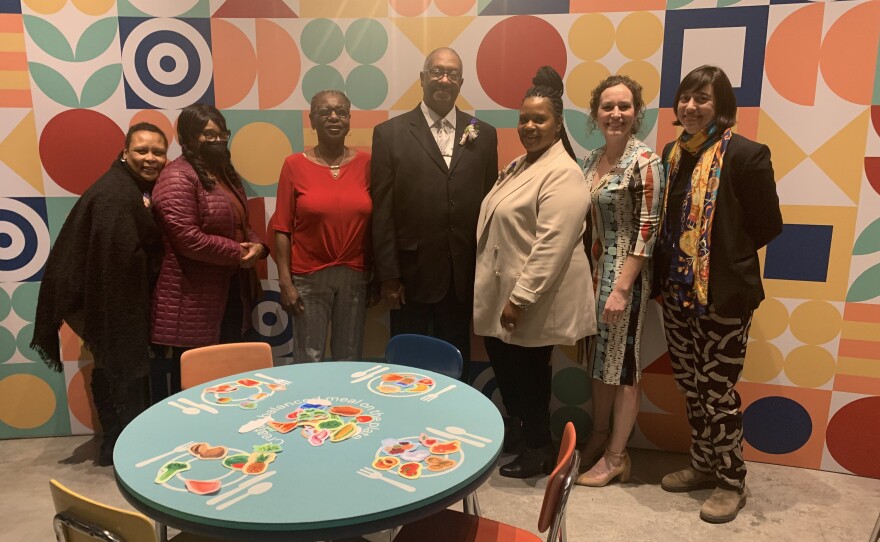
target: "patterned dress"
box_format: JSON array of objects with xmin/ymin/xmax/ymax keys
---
[{"xmin": 583, "ymin": 137, "xmax": 664, "ymax": 385}]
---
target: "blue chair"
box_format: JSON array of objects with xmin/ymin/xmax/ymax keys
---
[
  {"xmin": 384, "ymin": 334, "xmax": 463, "ymax": 379},
  {"xmin": 384, "ymin": 334, "xmax": 479, "ymax": 515}
]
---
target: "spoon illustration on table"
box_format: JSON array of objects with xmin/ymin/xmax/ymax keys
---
[
  {"xmin": 167, "ymin": 401, "xmax": 200, "ymax": 415},
  {"xmin": 215, "ymin": 482, "xmax": 273, "ymax": 510}
]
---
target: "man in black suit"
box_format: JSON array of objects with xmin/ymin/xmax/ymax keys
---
[{"xmin": 370, "ymin": 47, "xmax": 498, "ymax": 383}]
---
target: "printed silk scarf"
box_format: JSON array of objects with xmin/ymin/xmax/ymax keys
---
[{"xmin": 662, "ymin": 122, "xmax": 732, "ymax": 316}]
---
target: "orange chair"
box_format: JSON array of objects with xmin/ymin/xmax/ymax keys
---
[
  {"xmin": 393, "ymin": 422, "xmax": 580, "ymax": 542},
  {"xmin": 179, "ymin": 342, "xmax": 273, "ymax": 390},
  {"xmin": 49, "ymin": 479, "xmax": 219, "ymax": 542}
]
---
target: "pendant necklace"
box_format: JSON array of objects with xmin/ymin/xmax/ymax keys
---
[{"xmin": 315, "ymin": 146, "xmax": 345, "ymax": 179}]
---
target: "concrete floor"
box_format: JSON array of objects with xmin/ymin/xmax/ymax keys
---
[{"xmin": 2, "ymin": 435, "xmax": 878, "ymax": 541}]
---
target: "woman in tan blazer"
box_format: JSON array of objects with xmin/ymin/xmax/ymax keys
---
[{"xmin": 474, "ymin": 67, "xmax": 597, "ymax": 478}]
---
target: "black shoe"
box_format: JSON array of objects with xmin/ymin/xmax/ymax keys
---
[{"xmin": 499, "ymin": 445, "xmax": 555, "ymax": 478}]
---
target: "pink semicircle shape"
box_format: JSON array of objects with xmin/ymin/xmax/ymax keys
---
[
  {"xmin": 256, "ymin": 19, "xmax": 301, "ymax": 110},
  {"xmin": 211, "ymin": 19, "xmax": 257, "ymax": 109},
  {"xmin": 765, "ymin": 3, "xmax": 822, "ymax": 106},
  {"xmin": 819, "ymin": 0, "xmax": 880, "ymax": 105}
]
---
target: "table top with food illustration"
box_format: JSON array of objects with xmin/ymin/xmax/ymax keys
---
[{"xmin": 113, "ymin": 362, "xmax": 504, "ymax": 540}]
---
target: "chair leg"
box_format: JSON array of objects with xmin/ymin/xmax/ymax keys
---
[
  {"xmin": 463, "ymin": 492, "xmax": 481, "ymax": 516},
  {"xmin": 155, "ymin": 522, "xmax": 168, "ymax": 542}
]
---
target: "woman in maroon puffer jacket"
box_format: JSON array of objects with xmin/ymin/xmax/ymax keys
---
[{"xmin": 150, "ymin": 103, "xmax": 268, "ymax": 402}]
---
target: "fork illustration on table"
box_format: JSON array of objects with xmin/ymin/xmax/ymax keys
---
[
  {"xmin": 253, "ymin": 373, "xmax": 291, "ymax": 385},
  {"xmin": 356, "ymin": 467, "xmax": 416, "ymax": 492},
  {"xmin": 135, "ymin": 441, "xmax": 195, "ymax": 468},
  {"xmin": 420, "ymin": 384, "xmax": 456, "ymax": 402}
]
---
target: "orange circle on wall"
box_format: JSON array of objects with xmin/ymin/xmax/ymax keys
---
[
  {"xmin": 436, "ymin": 0, "xmax": 474, "ymax": 16},
  {"xmin": 0, "ymin": 374, "xmax": 56, "ymax": 429},
  {"xmin": 390, "ymin": 0, "xmax": 431, "ymax": 16},
  {"xmin": 68, "ymin": 363, "xmax": 99, "ymax": 431}
]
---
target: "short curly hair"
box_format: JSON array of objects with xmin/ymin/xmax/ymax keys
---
[{"xmin": 588, "ymin": 74, "xmax": 645, "ymax": 135}]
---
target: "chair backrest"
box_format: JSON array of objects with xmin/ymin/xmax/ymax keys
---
[
  {"xmin": 384, "ymin": 334, "xmax": 463, "ymax": 379},
  {"xmin": 49, "ymin": 479, "xmax": 156, "ymax": 542},
  {"xmin": 538, "ymin": 422, "xmax": 579, "ymax": 542},
  {"xmin": 180, "ymin": 342, "xmax": 273, "ymax": 389}
]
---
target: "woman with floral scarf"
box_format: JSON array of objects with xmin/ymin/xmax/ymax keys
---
[{"xmin": 654, "ymin": 65, "xmax": 782, "ymax": 524}]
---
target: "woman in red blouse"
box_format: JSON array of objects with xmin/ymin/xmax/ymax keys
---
[{"xmin": 271, "ymin": 90, "xmax": 372, "ymax": 362}]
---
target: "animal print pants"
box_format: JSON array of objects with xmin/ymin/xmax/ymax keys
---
[{"xmin": 661, "ymin": 283, "xmax": 754, "ymax": 489}]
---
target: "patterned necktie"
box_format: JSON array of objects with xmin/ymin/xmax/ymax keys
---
[{"xmin": 435, "ymin": 119, "xmax": 452, "ymax": 159}]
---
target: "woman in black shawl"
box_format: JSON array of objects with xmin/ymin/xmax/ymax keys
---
[{"xmin": 31, "ymin": 122, "xmax": 168, "ymax": 466}]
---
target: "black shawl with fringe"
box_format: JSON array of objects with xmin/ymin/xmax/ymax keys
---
[{"xmin": 31, "ymin": 157, "xmax": 162, "ymax": 379}]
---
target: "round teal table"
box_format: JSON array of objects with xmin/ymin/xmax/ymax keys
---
[{"xmin": 114, "ymin": 362, "xmax": 504, "ymax": 541}]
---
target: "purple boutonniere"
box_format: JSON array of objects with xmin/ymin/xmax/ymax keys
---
[
  {"xmin": 496, "ymin": 159, "xmax": 518, "ymax": 184},
  {"xmin": 459, "ymin": 118, "xmax": 479, "ymax": 146}
]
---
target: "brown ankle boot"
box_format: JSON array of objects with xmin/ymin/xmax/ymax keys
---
[{"xmin": 700, "ymin": 486, "xmax": 746, "ymax": 523}]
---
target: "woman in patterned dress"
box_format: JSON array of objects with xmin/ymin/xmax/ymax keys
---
[{"xmin": 576, "ymin": 75, "xmax": 665, "ymax": 487}]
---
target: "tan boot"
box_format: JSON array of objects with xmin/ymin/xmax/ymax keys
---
[
  {"xmin": 660, "ymin": 467, "xmax": 716, "ymax": 492},
  {"xmin": 699, "ymin": 486, "xmax": 746, "ymax": 523}
]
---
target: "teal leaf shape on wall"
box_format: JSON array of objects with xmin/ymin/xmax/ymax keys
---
[
  {"xmin": 853, "ymin": 219, "xmax": 880, "ymax": 255},
  {"xmin": 28, "ymin": 62, "xmax": 78, "ymax": 107},
  {"xmin": 23, "ymin": 15, "xmax": 74, "ymax": 62},
  {"xmin": 80, "ymin": 64, "xmax": 121, "ymax": 108},
  {"xmin": 847, "ymin": 263, "xmax": 880, "ymax": 302},
  {"xmin": 75, "ymin": 18, "xmax": 118, "ymax": 62}
]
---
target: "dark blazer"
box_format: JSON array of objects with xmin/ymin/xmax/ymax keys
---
[
  {"xmin": 660, "ymin": 133, "xmax": 783, "ymax": 315},
  {"xmin": 371, "ymin": 105, "xmax": 498, "ymax": 304}
]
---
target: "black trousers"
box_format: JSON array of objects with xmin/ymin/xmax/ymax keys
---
[
  {"xmin": 390, "ymin": 286, "xmax": 472, "ymax": 383},
  {"xmin": 151, "ymin": 278, "xmax": 247, "ymax": 404},
  {"xmin": 484, "ymin": 336, "xmax": 553, "ymax": 448},
  {"xmin": 90, "ymin": 366, "xmax": 148, "ymax": 440}
]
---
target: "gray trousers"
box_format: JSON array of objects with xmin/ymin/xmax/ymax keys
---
[{"xmin": 292, "ymin": 265, "xmax": 368, "ymax": 362}]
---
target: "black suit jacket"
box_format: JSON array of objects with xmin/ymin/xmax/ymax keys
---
[
  {"xmin": 370, "ymin": 105, "xmax": 498, "ymax": 304},
  {"xmin": 660, "ymin": 133, "xmax": 783, "ymax": 315}
]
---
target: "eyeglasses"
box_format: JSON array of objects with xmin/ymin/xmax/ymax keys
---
[
  {"xmin": 201, "ymin": 130, "xmax": 231, "ymax": 142},
  {"xmin": 426, "ymin": 68, "xmax": 462, "ymax": 83},
  {"xmin": 314, "ymin": 107, "xmax": 350, "ymax": 119}
]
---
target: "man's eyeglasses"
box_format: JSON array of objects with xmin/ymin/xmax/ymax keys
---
[
  {"xmin": 202, "ymin": 130, "xmax": 231, "ymax": 142},
  {"xmin": 426, "ymin": 68, "xmax": 461, "ymax": 83}
]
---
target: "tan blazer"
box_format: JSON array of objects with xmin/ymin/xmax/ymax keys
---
[{"xmin": 473, "ymin": 140, "xmax": 597, "ymax": 347}]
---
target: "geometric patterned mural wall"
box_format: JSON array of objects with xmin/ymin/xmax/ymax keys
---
[{"xmin": 0, "ymin": 0, "xmax": 878, "ymax": 479}]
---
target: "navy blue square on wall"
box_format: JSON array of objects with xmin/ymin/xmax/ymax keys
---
[
  {"xmin": 660, "ymin": 6, "xmax": 768, "ymax": 108},
  {"xmin": 118, "ymin": 17, "xmax": 215, "ymax": 109},
  {"xmin": 764, "ymin": 224, "xmax": 834, "ymax": 282},
  {"xmin": 0, "ymin": 1, "xmax": 21, "ymax": 14}
]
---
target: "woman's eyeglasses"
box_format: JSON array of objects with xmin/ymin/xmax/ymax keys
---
[{"xmin": 202, "ymin": 130, "xmax": 231, "ymax": 142}]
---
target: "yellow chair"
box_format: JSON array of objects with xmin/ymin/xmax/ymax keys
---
[
  {"xmin": 179, "ymin": 342, "xmax": 273, "ymax": 390},
  {"xmin": 49, "ymin": 479, "xmax": 217, "ymax": 542}
]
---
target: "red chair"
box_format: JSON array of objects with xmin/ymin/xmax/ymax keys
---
[
  {"xmin": 179, "ymin": 342, "xmax": 273, "ymax": 390},
  {"xmin": 394, "ymin": 422, "xmax": 580, "ymax": 542}
]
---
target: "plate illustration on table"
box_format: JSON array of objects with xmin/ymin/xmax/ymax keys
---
[
  {"xmin": 366, "ymin": 372, "xmax": 436, "ymax": 398},
  {"xmin": 371, "ymin": 433, "xmax": 464, "ymax": 479},
  {"xmin": 200, "ymin": 378, "xmax": 286, "ymax": 409},
  {"xmin": 254, "ymin": 398, "xmax": 377, "ymax": 446},
  {"xmin": 151, "ymin": 442, "xmax": 282, "ymax": 495}
]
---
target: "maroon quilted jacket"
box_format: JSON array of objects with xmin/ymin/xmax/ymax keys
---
[{"xmin": 150, "ymin": 157, "xmax": 262, "ymax": 347}]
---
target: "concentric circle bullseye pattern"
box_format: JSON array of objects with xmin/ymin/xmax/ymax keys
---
[
  {"xmin": 0, "ymin": 199, "xmax": 50, "ymax": 282},
  {"xmin": 121, "ymin": 19, "xmax": 213, "ymax": 109}
]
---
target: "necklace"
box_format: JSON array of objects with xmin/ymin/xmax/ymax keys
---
[{"xmin": 315, "ymin": 146, "xmax": 346, "ymax": 179}]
